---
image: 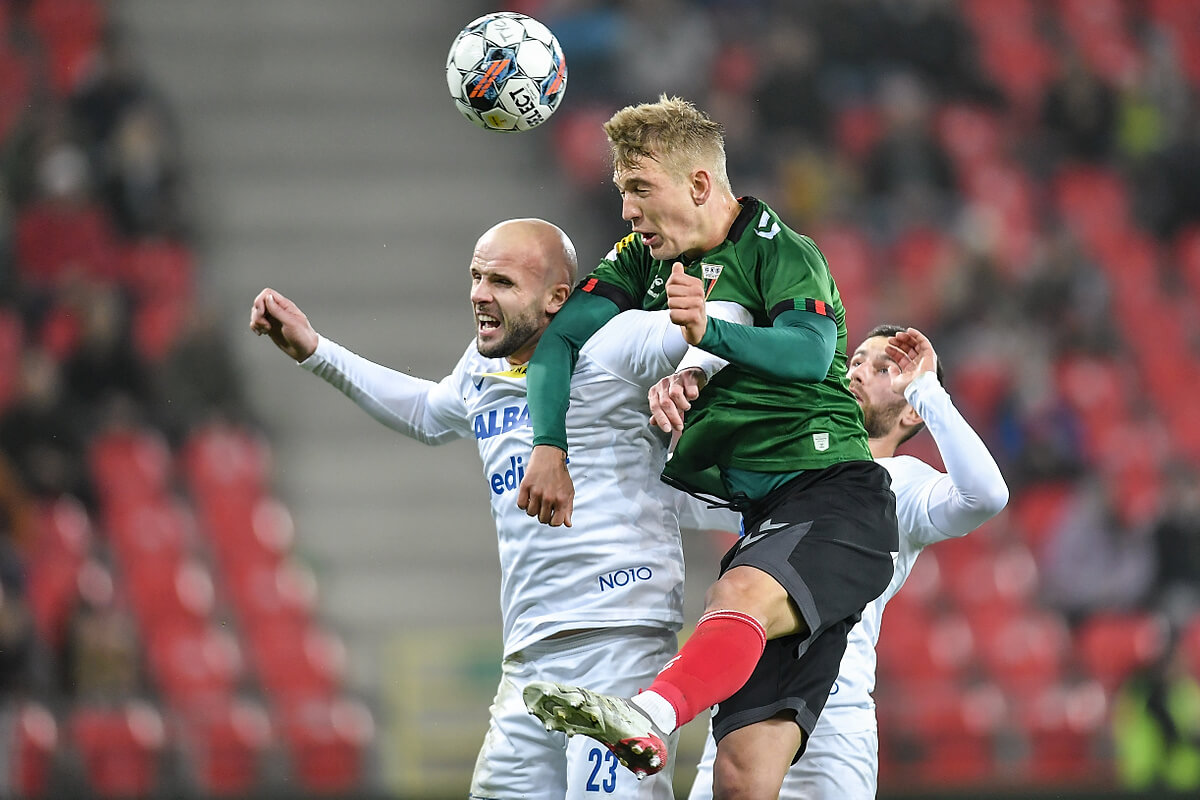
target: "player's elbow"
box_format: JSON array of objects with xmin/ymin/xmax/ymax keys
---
[{"xmin": 978, "ymin": 479, "xmax": 1010, "ymax": 519}]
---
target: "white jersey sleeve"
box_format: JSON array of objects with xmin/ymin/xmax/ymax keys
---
[
  {"xmin": 299, "ymin": 335, "xmax": 473, "ymax": 444},
  {"xmin": 673, "ymin": 301, "xmax": 754, "ymax": 379},
  {"xmin": 816, "ymin": 370, "xmax": 1009, "ymax": 735},
  {"xmin": 897, "ymin": 371, "xmax": 1011, "ymax": 547}
]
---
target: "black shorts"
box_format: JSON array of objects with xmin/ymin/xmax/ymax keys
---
[{"xmin": 711, "ymin": 460, "xmax": 898, "ymax": 757}]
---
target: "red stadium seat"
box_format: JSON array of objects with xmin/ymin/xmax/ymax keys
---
[
  {"xmin": 87, "ymin": 427, "xmax": 174, "ymax": 507},
  {"xmin": 25, "ymin": 498, "xmax": 93, "ymax": 645},
  {"xmin": 276, "ymin": 696, "xmax": 374, "ymax": 795},
  {"xmin": 936, "ymin": 104, "xmax": 1006, "ymax": 170},
  {"xmin": 1181, "ymin": 617, "xmax": 1200, "ymax": 679},
  {"xmin": 226, "ymin": 559, "xmax": 316, "ymax": 635},
  {"xmin": 178, "ymin": 699, "xmax": 271, "ymax": 797},
  {"xmin": 833, "ymin": 104, "xmax": 883, "ymax": 160},
  {"xmin": 1073, "ymin": 612, "xmax": 1169, "ymax": 691},
  {"xmin": 877, "ymin": 608, "xmax": 975, "ymax": 685},
  {"xmin": 941, "ymin": 539, "xmax": 1039, "ymax": 620},
  {"xmin": 962, "ymin": 0, "xmax": 1038, "ymax": 39},
  {"xmin": 125, "ymin": 558, "xmax": 215, "ymax": 636},
  {"xmin": 248, "ymin": 622, "xmax": 346, "ymax": 702},
  {"xmin": 120, "ymin": 240, "xmax": 195, "ymax": 302},
  {"xmin": 1056, "ymin": 0, "xmax": 1142, "ymax": 84},
  {"xmin": 70, "ymin": 701, "xmax": 165, "ymax": 799},
  {"xmin": 960, "ymin": 159, "xmax": 1037, "ymax": 277},
  {"xmin": 180, "ymin": 422, "xmax": 272, "ymax": 505},
  {"xmin": 972, "ymin": 607, "xmax": 1070, "ymax": 693},
  {"xmin": 103, "ymin": 497, "xmax": 192, "ymax": 571},
  {"xmin": 878, "ymin": 680, "xmax": 1005, "ymax": 787},
  {"xmin": 145, "ymin": 623, "xmax": 242, "ymax": 709},
  {"xmin": 1174, "ymin": 224, "xmax": 1200, "ymax": 297},
  {"xmin": 1052, "ymin": 166, "xmax": 1131, "ymax": 254},
  {"xmin": 133, "ymin": 295, "xmax": 191, "ymax": 363},
  {"xmin": 1011, "ymin": 680, "xmax": 1109, "ymax": 784},
  {"xmin": 0, "ymin": 47, "xmax": 33, "ymax": 174},
  {"xmin": 9, "ymin": 703, "xmax": 57, "ymax": 798},
  {"xmin": 551, "ymin": 106, "xmax": 617, "ymax": 187},
  {"xmin": 29, "ymin": 0, "xmax": 105, "ymax": 94},
  {"xmin": 0, "ymin": 309, "xmax": 24, "ymax": 413},
  {"xmin": 1007, "ymin": 482, "xmax": 1074, "ymax": 553},
  {"xmin": 809, "ymin": 224, "xmax": 878, "ymax": 344},
  {"xmin": 14, "ymin": 202, "xmax": 119, "ymax": 286},
  {"xmin": 977, "ymin": 32, "xmax": 1058, "ymax": 113}
]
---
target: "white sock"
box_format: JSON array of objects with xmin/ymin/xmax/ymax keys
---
[{"xmin": 630, "ymin": 690, "xmax": 677, "ymax": 734}]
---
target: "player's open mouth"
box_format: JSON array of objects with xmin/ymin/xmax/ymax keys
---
[
  {"xmin": 477, "ymin": 314, "xmax": 501, "ymax": 332},
  {"xmin": 638, "ymin": 231, "xmax": 658, "ymax": 247}
]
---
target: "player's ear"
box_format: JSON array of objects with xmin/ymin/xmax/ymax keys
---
[
  {"xmin": 900, "ymin": 405, "xmax": 923, "ymax": 430},
  {"xmin": 545, "ymin": 283, "xmax": 571, "ymax": 315},
  {"xmin": 690, "ymin": 169, "xmax": 712, "ymax": 205}
]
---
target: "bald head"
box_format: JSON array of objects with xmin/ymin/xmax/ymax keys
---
[
  {"xmin": 469, "ymin": 219, "xmax": 577, "ymax": 363},
  {"xmin": 478, "ymin": 218, "xmax": 578, "ymax": 290}
]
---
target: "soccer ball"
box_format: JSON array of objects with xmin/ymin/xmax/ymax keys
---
[{"xmin": 445, "ymin": 12, "xmax": 567, "ymax": 132}]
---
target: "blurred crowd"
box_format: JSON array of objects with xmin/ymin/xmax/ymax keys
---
[
  {"xmin": 519, "ymin": 0, "xmax": 1200, "ymax": 792},
  {"xmin": 0, "ymin": 2, "xmax": 350, "ymax": 797},
  {"xmin": 0, "ymin": 1, "xmax": 250, "ymax": 694}
]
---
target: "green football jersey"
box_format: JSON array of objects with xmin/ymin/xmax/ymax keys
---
[{"xmin": 589, "ymin": 197, "xmax": 871, "ymax": 498}]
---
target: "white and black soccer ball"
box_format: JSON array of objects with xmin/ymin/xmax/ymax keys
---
[{"xmin": 445, "ymin": 12, "xmax": 567, "ymax": 132}]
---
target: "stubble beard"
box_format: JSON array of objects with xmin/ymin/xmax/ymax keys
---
[
  {"xmin": 476, "ymin": 312, "xmax": 542, "ymax": 359},
  {"xmin": 861, "ymin": 398, "xmax": 906, "ymax": 440}
]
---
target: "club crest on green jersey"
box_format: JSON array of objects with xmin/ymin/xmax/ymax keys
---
[{"xmin": 700, "ymin": 263, "xmax": 723, "ymax": 298}]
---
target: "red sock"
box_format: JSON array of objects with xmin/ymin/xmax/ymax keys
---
[{"xmin": 646, "ymin": 610, "xmax": 766, "ymax": 728}]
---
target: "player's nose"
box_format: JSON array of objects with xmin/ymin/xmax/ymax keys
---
[{"xmin": 621, "ymin": 195, "xmax": 640, "ymax": 222}]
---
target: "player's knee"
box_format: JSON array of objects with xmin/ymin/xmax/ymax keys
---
[
  {"xmin": 704, "ymin": 568, "xmax": 802, "ymax": 638},
  {"xmin": 711, "ymin": 759, "xmax": 781, "ymax": 800}
]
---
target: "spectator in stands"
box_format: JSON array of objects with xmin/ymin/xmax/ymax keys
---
[
  {"xmin": 100, "ymin": 102, "xmax": 186, "ymax": 240},
  {"xmin": 863, "ymin": 71, "xmax": 957, "ymax": 231},
  {"xmin": 60, "ymin": 283, "xmax": 153, "ymax": 425},
  {"xmin": 1112, "ymin": 631, "xmax": 1200, "ymax": 792},
  {"xmin": 1040, "ymin": 50, "xmax": 1118, "ymax": 163},
  {"xmin": 613, "ymin": 0, "xmax": 715, "ymax": 104},
  {"xmin": 0, "ymin": 529, "xmax": 33, "ymax": 694},
  {"xmin": 60, "ymin": 561, "xmax": 140, "ymax": 699},
  {"xmin": 1040, "ymin": 473, "xmax": 1156, "ymax": 626},
  {"xmin": 1141, "ymin": 110, "xmax": 1200, "ymax": 238},
  {"xmin": 0, "ymin": 348, "xmax": 91, "ymax": 504},
  {"xmin": 14, "ymin": 142, "xmax": 119, "ymax": 287},
  {"xmin": 151, "ymin": 305, "xmax": 252, "ymax": 444},
  {"xmin": 1151, "ymin": 464, "xmax": 1200, "ymax": 629},
  {"xmin": 70, "ymin": 30, "xmax": 169, "ymax": 167}
]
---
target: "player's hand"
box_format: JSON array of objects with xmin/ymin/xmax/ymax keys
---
[
  {"xmin": 517, "ymin": 445, "xmax": 573, "ymax": 527},
  {"xmin": 648, "ymin": 367, "xmax": 707, "ymax": 433},
  {"xmin": 249, "ymin": 288, "xmax": 319, "ymax": 362},
  {"xmin": 884, "ymin": 327, "xmax": 937, "ymax": 395},
  {"xmin": 666, "ymin": 263, "xmax": 707, "ymax": 345}
]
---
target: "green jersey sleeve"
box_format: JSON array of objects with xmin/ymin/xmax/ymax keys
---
[
  {"xmin": 526, "ymin": 232, "xmax": 664, "ymax": 452},
  {"xmin": 697, "ymin": 308, "xmax": 837, "ymax": 381},
  {"xmin": 526, "ymin": 289, "xmax": 622, "ymax": 451}
]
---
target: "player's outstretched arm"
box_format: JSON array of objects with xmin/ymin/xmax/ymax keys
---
[
  {"xmin": 890, "ymin": 328, "xmax": 1009, "ymax": 540},
  {"xmin": 519, "ymin": 290, "xmax": 621, "ymax": 528},
  {"xmin": 249, "ymin": 288, "xmax": 319, "ymax": 362},
  {"xmin": 650, "ymin": 300, "xmax": 753, "ymax": 433}
]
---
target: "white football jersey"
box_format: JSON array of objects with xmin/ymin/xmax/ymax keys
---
[
  {"xmin": 689, "ymin": 371, "xmax": 1009, "ymax": 800},
  {"xmin": 301, "ymin": 306, "xmax": 747, "ymax": 656},
  {"xmin": 815, "ymin": 371, "xmax": 1009, "ymax": 735}
]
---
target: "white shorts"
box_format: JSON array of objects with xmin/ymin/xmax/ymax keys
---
[
  {"xmin": 470, "ymin": 626, "xmax": 680, "ymax": 800},
  {"xmin": 687, "ymin": 720, "xmax": 878, "ymax": 800}
]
